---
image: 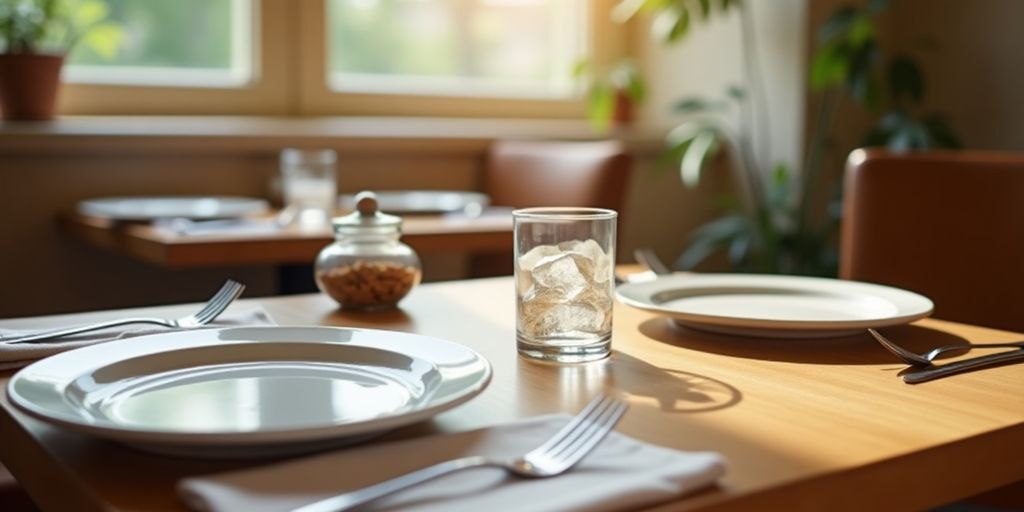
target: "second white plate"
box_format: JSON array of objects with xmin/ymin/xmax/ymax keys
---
[
  {"xmin": 78, "ymin": 196, "xmax": 270, "ymax": 221},
  {"xmin": 616, "ymin": 274, "xmax": 933, "ymax": 338},
  {"xmin": 8, "ymin": 326, "xmax": 491, "ymax": 458},
  {"xmin": 339, "ymin": 190, "xmax": 490, "ymax": 215}
]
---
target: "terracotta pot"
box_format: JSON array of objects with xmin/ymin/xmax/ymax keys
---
[
  {"xmin": 0, "ymin": 53, "xmax": 65, "ymax": 121},
  {"xmin": 612, "ymin": 89, "xmax": 634, "ymax": 127}
]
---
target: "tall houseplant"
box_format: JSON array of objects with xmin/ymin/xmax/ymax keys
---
[
  {"xmin": 0, "ymin": 0, "xmax": 121, "ymax": 120},
  {"xmin": 613, "ymin": 0, "xmax": 959, "ymax": 276}
]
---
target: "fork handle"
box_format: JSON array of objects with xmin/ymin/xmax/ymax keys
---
[
  {"xmin": 291, "ymin": 455, "xmax": 490, "ymax": 512},
  {"xmin": 903, "ymin": 349, "xmax": 1024, "ymax": 384},
  {"xmin": 3, "ymin": 318, "xmax": 167, "ymax": 344}
]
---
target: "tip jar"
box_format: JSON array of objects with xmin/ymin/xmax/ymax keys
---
[{"xmin": 314, "ymin": 191, "xmax": 422, "ymax": 310}]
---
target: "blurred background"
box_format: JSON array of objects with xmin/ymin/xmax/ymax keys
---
[{"xmin": 1, "ymin": 0, "xmax": 1021, "ymax": 318}]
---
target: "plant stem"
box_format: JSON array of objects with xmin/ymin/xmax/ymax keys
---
[
  {"xmin": 735, "ymin": 3, "xmax": 777, "ymax": 270},
  {"xmin": 738, "ymin": 3, "xmax": 772, "ymax": 172},
  {"xmin": 797, "ymin": 87, "xmax": 839, "ymax": 257}
]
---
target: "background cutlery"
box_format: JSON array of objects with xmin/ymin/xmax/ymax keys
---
[{"xmin": 902, "ymin": 349, "xmax": 1024, "ymax": 384}]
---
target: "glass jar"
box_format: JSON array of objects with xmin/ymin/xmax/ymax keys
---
[{"xmin": 314, "ymin": 191, "xmax": 422, "ymax": 310}]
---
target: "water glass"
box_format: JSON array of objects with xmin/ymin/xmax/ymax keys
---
[
  {"xmin": 514, "ymin": 207, "xmax": 617, "ymax": 363},
  {"xmin": 280, "ymin": 148, "xmax": 337, "ymax": 229}
]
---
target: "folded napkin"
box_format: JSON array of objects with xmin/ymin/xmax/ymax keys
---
[
  {"xmin": 0, "ymin": 308, "xmax": 275, "ymax": 371},
  {"xmin": 179, "ymin": 414, "xmax": 726, "ymax": 512}
]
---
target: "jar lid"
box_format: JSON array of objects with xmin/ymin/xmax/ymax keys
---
[{"xmin": 332, "ymin": 191, "xmax": 402, "ymax": 229}]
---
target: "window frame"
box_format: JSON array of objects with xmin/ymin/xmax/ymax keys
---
[{"xmin": 57, "ymin": 0, "xmax": 626, "ymax": 118}]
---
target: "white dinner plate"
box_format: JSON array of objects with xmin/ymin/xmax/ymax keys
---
[
  {"xmin": 78, "ymin": 196, "xmax": 270, "ymax": 221},
  {"xmin": 616, "ymin": 274, "xmax": 933, "ymax": 338},
  {"xmin": 339, "ymin": 190, "xmax": 490, "ymax": 215},
  {"xmin": 8, "ymin": 326, "xmax": 491, "ymax": 458}
]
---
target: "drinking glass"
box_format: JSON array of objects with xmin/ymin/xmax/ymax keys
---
[
  {"xmin": 514, "ymin": 207, "xmax": 617, "ymax": 363},
  {"xmin": 280, "ymin": 148, "xmax": 337, "ymax": 229}
]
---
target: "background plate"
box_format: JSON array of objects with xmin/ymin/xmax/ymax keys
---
[
  {"xmin": 78, "ymin": 196, "xmax": 270, "ymax": 221},
  {"xmin": 339, "ymin": 190, "xmax": 490, "ymax": 215},
  {"xmin": 616, "ymin": 274, "xmax": 933, "ymax": 338}
]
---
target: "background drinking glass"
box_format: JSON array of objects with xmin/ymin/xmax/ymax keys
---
[
  {"xmin": 514, "ymin": 207, "xmax": 617, "ymax": 363},
  {"xmin": 280, "ymin": 148, "xmax": 337, "ymax": 229}
]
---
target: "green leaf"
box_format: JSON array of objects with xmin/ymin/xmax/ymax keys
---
[
  {"xmin": 73, "ymin": 0, "xmax": 108, "ymax": 29},
  {"xmin": 726, "ymin": 84, "xmax": 745, "ymax": 101},
  {"xmin": 571, "ymin": 60, "xmax": 590, "ymax": 78},
  {"xmin": 847, "ymin": 15, "xmax": 875, "ymax": 47},
  {"xmin": 680, "ymin": 128, "xmax": 719, "ymax": 187},
  {"xmin": 587, "ymin": 83, "xmax": 615, "ymax": 133},
  {"xmin": 610, "ymin": 61, "xmax": 646, "ymax": 102},
  {"xmin": 673, "ymin": 97, "xmax": 725, "ymax": 114},
  {"xmin": 817, "ymin": 6, "xmax": 857, "ymax": 45},
  {"xmin": 810, "ymin": 43, "xmax": 848, "ymax": 89},
  {"xmin": 653, "ymin": 6, "xmax": 690, "ymax": 43},
  {"xmin": 727, "ymin": 231, "xmax": 751, "ymax": 265},
  {"xmin": 768, "ymin": 162, "xmax": 791, "ymax": 209},
  {"xmin": 80, "ymin": 22, "xmax": 122, "ymax": 60},
  {"xmin": 888, "ymin": 55, "xmax": 925, "ymax": 104},
  {"xmin": 666, "ymin": 120, "xmax": 705, "ymax": 146},
  {"xmin": 697, "ymin": 0, "xmax": 711, "ymax": 19},
  {"xmin": 677, "ymin": 214, "xmax": 747, "ymax": 270}
]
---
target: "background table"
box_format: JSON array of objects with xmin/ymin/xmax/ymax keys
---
[
  {"xmin": 60, "ymin": 209, "xmax": 513, "ymax": 268},
  {"xmin": 1, "ymin": 276, "xmax": 1022, "ymax": 511}
]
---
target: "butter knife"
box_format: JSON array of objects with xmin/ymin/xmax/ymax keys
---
[{"xmin": 902, "ymin": 348, "xmax": 1024, "ymax": 384}]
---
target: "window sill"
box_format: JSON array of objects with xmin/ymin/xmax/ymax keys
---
[{"xmin": 0, "ymin": 116, "xmax": 665, "ymax": 156}]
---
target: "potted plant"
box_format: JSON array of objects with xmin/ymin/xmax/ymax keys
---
[
  {"xmin": 608, "ymin": 0, "xmax": 959, "ymax": 276},
  {"xmin": 575, "ymin": 58, "xmax": 646, "ymax": 133},
  {"xmin": 0, "ymin": 0, "xmax": 121, "ymax": 120}
]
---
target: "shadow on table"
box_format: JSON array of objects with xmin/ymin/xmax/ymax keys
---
[
  {"xmin": 318, "ymin": 308, "xmax": 415, "ymax": 332},
  {"xmin": 637, "ymin": 319, "xmax": 970, "ymax": 365},
  {"xmin": 518, "ymin": 353, "xmax": 742, "ymax": 414}
]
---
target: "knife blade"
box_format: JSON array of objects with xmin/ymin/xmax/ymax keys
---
[{"xmin": 902, "ymin": 348, "xmax": 1024, "ymax": 384}]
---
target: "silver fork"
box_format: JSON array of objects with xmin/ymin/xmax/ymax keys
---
[
  {"xmin": 2, "ymin": 279, "xmax": 245, "ymax": 344},
  {"xmin": 868, "ymin": 328, "xmax": 1024, "ymax": 366},
  {"xmin": 291, "ymin": 393, "xmax": 629, "ymax": 512}
]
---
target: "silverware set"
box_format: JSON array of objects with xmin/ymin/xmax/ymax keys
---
[
  {"xmin": 869, "ymin": 329, "xmax": 1024, "ymax": 383},
  {"xmin": 0, "ymin": 279, "xmax": 245, "ymax": 344},
  {"xmin": 291, "ymin": 393, "xmax": 628, "ymax": 512}
]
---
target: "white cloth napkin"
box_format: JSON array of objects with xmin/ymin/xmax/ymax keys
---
[
  {"xmin": 0, "ymin": 308, "xmax": 275, "ymax": 370},
  {"xmin": 179, "ymin": 414, "xmax": 726, "ymax": 512}
]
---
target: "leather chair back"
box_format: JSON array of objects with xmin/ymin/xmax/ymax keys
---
[
  {"xmin": 840, "ymin": 149, "xmax": 1024, "ymax": 332},
  {"xmin": 483, "ymin": 140, "xmax": 631, "ymax": 211},
  {"xmin": 471, "ymin": 139, "xmax": 632, "ymax": 277}
]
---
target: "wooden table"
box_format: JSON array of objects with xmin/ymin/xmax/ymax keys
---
[
  {"xmin": 1, "ymin": 277, "xmax": 1022, "ymax": 511},
  {"xmin": 60, "ymin": 209, "xmax": 513, "ymax": 268}
]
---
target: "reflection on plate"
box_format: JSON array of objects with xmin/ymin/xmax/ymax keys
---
[
  {"xmin": 616, "ymin": 274, "xmax": 933, "ymax": 338},
  {"xmin": 339, "ymin": 191, "xmax": 490, "ymax": 215},
  {"xmin": 8, "ymin": 326, "xmax": 491, "ymax": 458},
  {"xmin": 78, "ymin": 196, "xmax": 270, "ymax": 221}
]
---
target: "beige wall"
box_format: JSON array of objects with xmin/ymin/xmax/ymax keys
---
[
  {"xmin": 635, "ymin": 0, "xmax": 808, "ymax": 172},
  {"xmin": 891, "ymin": 0, "xmax": 1024, "ymax": 151}
]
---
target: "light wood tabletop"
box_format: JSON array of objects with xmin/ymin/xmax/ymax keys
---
[
  {"xmin": 0, "ymin": 276, "xmax": 1022, "ymax": 512},
  {"xmin": 59, "ymin": 209, "xmax": 513, "ymax": 268}
]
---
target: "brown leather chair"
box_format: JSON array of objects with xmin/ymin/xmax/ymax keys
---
[
  {"xmin": 471, "ymin": 139, "xmax": 632, "ymax": 277},
  {"xmin": 840, "ymin": 148, "xmax": 1024, "ymax": 332}
]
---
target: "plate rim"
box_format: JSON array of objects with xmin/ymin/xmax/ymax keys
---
[
  {"xmin": 7, "ymin": 325, "xmax": 492, "ymax": 446},
  {"xmin": 338, "ymin": 190, "xmax": 491, "ymax": 214},
  {"xmin": 615, "ymin": 273, "xmax": 934, "ymax": 331},
  {"xmin": 77, "ymin": 195, "xmax": 271, "ymax": 221}
]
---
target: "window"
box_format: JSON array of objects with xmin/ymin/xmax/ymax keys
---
[
  {"xmin": 327, "ymin": 0, "xmax": 587, "ymax": 99},
  {"xmin": 65, "ymin": 0, "xmax": 253, "ymax": 87},
  {"xmin": 58, "ymin": 0, "xmax": 622, "ymax": 117}
]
